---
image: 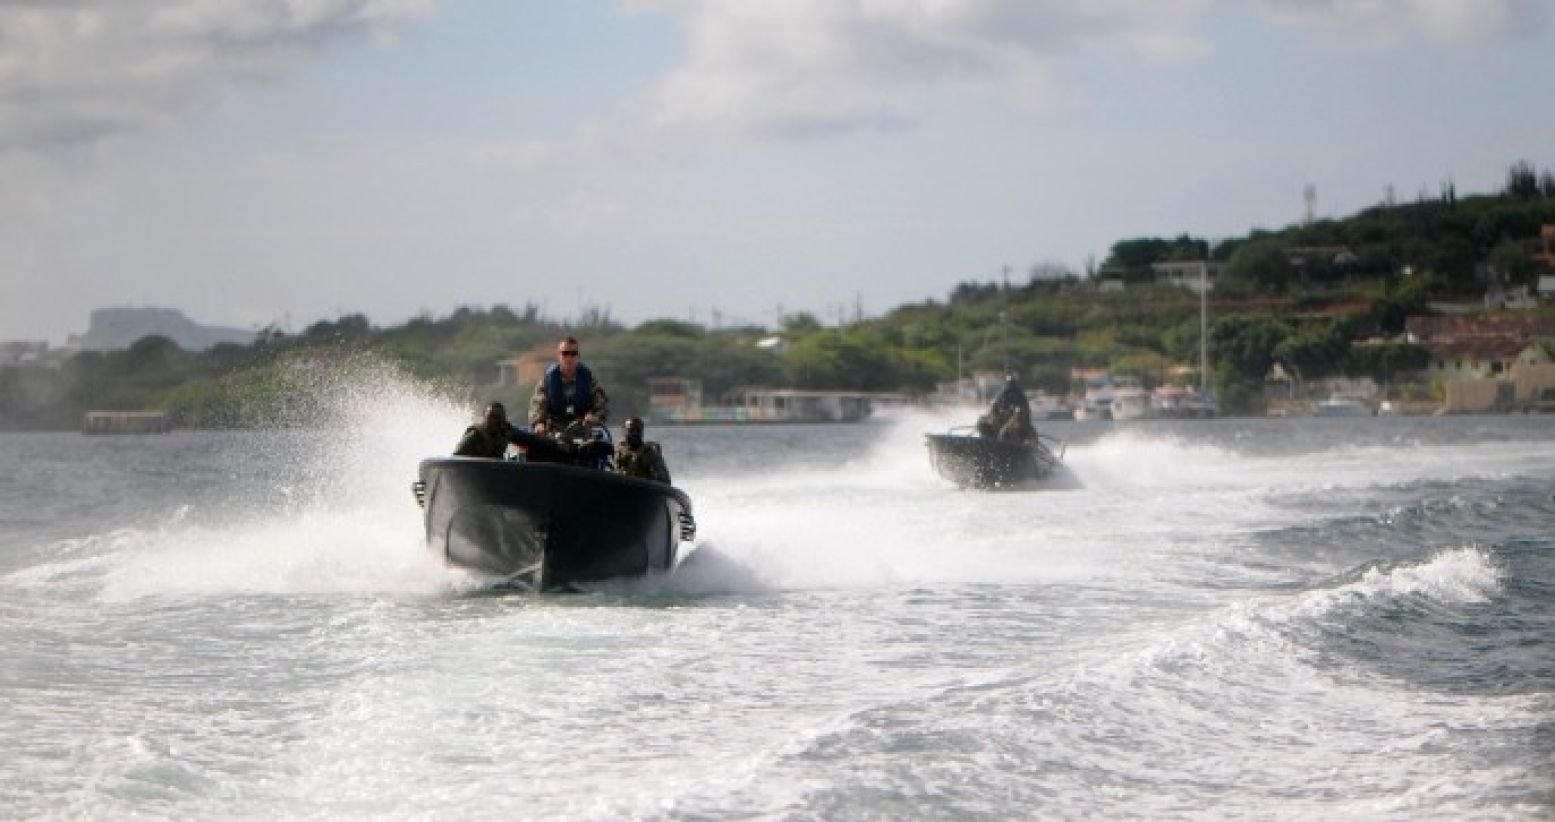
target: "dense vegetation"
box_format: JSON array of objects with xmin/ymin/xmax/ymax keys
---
[{"xmin": 3, "ymin": 162, "xmax": 1554, "ymax": 428}]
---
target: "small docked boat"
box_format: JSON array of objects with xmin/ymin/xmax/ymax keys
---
[
  {"xmin": 925, "ymin": 427, "xmax": 1066, "ymax": 489},
  {"xmin": 1314, "ymin": 396, "xmax": 1373, "ymax": 417},
  {"xmin": 413, "ymin": 437, "xmax": 695, "ymax": 591}
]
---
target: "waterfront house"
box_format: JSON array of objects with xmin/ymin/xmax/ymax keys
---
[
  {"xmin": 726, "ymin": 388, "xmax": 874, "ymax": 423},
  {"xmin": 645, "ymin": 377, "xmax": 704, "ymax": 423},
  {"xmin": 1425, "ymin": 338, "xmax": 1547, "ymax": 382}
]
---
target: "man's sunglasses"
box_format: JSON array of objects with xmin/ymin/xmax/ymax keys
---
[{"xmin": 560, "ymin": 350, "xmax": 580, "ymax": 357}]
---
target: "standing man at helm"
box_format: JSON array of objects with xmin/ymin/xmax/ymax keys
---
[{"xmin": 528, "ymin": 336, "xmax": 609, "ymax": 436}]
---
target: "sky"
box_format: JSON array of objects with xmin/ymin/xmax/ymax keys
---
[{"xmin": 2, "ymin": 0, "xmax": 1553, "ymax": 344}]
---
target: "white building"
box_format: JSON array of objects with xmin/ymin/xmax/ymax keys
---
[{"xmin": 1150, "ymin": 260, "xmax": 1224, "ymax": 294}]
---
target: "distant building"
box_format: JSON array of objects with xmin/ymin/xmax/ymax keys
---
[
  {"xmin": 493, "ymin": 344, "xmax": 556, "ymax": 387},
  {"xmin": 70, "ymin": 307, "xmax": 255, "ymax": 352},
  {"xmin": 1537, "ymin": 224, "xmax": 1555, "ymax": 266},
  {"xmin": 0, "ymin": 341, "xmax": 49, "ymax": 366},
  {"xmin": 1513, "ymin": 363, "xmax": 1555, "ymax": 411},
  {"xmin": 1406, "ymin": 315, "xmax": 1555, "ymax": 345},
  {"xmin": 1537, "ymin": 275, "xmax": 1555, "ymax": 302},
  {"xmin": 933, "ymin": 371, "xmax": 1005, "ymax": 406},
  {"xmin": 726, "ymin": 388, "xmax": 874, "ymax": 422},
  {"xmin": 1150, "ymin": 260, "xmax": 1223, "ymax": 294},
  {"xmin": 646, "ymin": 377, "xmax": 703, "ymax": 421},
  {"xmin": 1406, "ymin": 314, "xmax": 1552, "ymax": 382},
  {"xmin": 1425, "ymin": 339, "xmax": 1548, "ymax": 382},
  {"xmin": 81, "ymin": 410, "xmax": 172, "ymax": 435},
  {"xmin": 1285, "ymin": 245, "xmax": 1358, "ymax": 268}
]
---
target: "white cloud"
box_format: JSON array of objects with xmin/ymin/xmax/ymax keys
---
[
  {"xmin": 625, "ymin": 0, "xmax": 1216, "ymax": 140},
  {"xmin": 1251, "ymin": 0, "xmax": 1548, "ymax": 50},
  {"xmin": 618, "ymin": 0, "xmax": 1547, "ymax": 142},
  {"xmin": 0, "ymin": 0, "xmax": 438, "ymax": 153}
]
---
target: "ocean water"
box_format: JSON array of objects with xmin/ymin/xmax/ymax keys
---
[{"xmin": 1, "ymin": 383, "xmax": 1552, "ymax": 819}]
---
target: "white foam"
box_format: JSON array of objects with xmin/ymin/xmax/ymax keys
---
[
  {"xmin": 25, "ymin": 382, "xmax": 1536, "ymax": 603},
  {"xmin": 1134, "ymin": 546, "xmax": 1503, "ymax": 679},
  {"xmin": 80, "ymin": 357, "xmax": 472, "ymax": 600},
  {"xmin": 1351, "ymin": 544, "xmax": 1502, "ymax": 604}
]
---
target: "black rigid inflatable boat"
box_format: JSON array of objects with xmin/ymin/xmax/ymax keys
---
[
  {"xmin": 925, "ymin": 426, "xmax": 1066, "ymax": 490},
  {"xmin": 414, "ymin": 436, "xmax": 695, "ymax": 591}
]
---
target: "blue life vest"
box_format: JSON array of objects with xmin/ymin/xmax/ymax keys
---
[{"xmin": 543, "ymin": 363, "xmax": 593, "ymax": 420}]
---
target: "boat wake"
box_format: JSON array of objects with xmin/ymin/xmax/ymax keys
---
[
  {"xmin": 11, "ymin": 388, "xmax": 1554, "ymax": 606},
  {"xmin": 750, "ymin": 545, "xmax": 1541, "ymax": 817}
]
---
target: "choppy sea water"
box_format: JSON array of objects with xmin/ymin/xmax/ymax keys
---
[{"xmin": 1, "ymin": 388, "xmax": 1552, "ymax": 819}]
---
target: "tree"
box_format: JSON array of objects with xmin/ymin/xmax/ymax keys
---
[
  {"xmin": 784, "ymin": 332, "xmax": 901, "ymax": 390},
  {"xmin": 1210, "ymin": 315, "xmax": 1291, "ymax": 413},
  {"xmin": 1489, "ymin": 238, "xmax": 1539, "ymax": 285},
  {"xmin": 1505, "ymin": 161, "xmax": 1541, "ymax": 199},
  {"xmin": 302, "ymin": 314, "xmax": 372, "ymax": 345},
  {"xmin": 1272, "ymin": 322, "xmax": 1348, "ymax": 381},
  {"xmin": 1225, "ymin": 239, "xmax": 1289, "ymax": 293},
  {"xmin": 634, "ymin": 319, "xmax": 705, "ymax": 339},
  {"xmin": 781, "ymin": 312, "xmax": 823, "ymax": 333}
]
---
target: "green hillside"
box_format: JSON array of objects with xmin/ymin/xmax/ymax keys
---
[{"xmin": 3, "ymin": 163, "xmax": 1553, "ymax": 428}]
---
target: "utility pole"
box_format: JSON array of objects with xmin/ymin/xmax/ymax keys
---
[
  {"xmin": 1200, "ymin": 262, "xmax": 1209, "ymax": 397},
  {"xmin": 1001, "ymin": 265, "xmax": 1011, "ymax": 376}
]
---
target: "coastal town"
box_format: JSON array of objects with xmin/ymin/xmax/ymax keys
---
[
  {"xmin": 6, "ymin": 263, "xmax": 1554, "ymax": 431},
  {"xmin": 4, "ymin": 182, "xmax": 1554, "ymax": 430}
]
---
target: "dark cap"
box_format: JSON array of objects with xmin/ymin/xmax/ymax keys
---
[{"xmin": 624, "ymin": 416, "xmax": 645, "ymax": 433}]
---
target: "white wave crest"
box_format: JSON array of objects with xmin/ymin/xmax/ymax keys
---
[{"xmin": 27, "ymin": 358, "xmax": 479, "ymax": 601}]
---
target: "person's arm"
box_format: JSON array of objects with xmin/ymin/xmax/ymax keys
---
[
  {"xmin": 528, "ymin": 381, "xmax": 548, "ymax": 430},
  {"xmin": 584, "ymin": 382, "xmax": 610, "ymax": 426}
]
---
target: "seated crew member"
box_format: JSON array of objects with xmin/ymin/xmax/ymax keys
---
[
  {"xmin": 528, "ymin": 336, "xmax": 609, "ymax": 436},
  {"xmin": 455, "ymin": 400, "xmax": 605, "ymax": 466},
  {"xmin": 977, "ymin": 375, "xmax": 1037, "ymax": 443},
  {"xmin": 613, "ymin": 417, "xmax": 671, "ymax": 484},
  {"xmin": 453, "ymin": 402, "xmax": 526, "ymax": 458}
]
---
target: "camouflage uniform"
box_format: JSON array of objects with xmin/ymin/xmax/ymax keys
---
[
  {"xmin": 614, "ymin": 440, "xmax": 672, "ymax": 484},
  {"xmin": 453, "ymin": 422, "xmax": 523, "ymax": 458},
  {"xmin": 977, "ymin": 396, "xmax": 1036, "ymax": 443},
  {"xmin": 996, "ymin": 406, "xmax": 1037, "ymax": 443},
  {"xmin": 528, "ymin": 369, "xmax": 610, "ymax": 431}
]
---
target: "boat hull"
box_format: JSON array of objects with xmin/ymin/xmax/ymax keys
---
[
  {"xmin": 417, "ymin": 458, "xmax": 694, "ymax": 590},
  {"xmin": 925, "ymin": 433, "xmax": 1063, "ymax": 489}
]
